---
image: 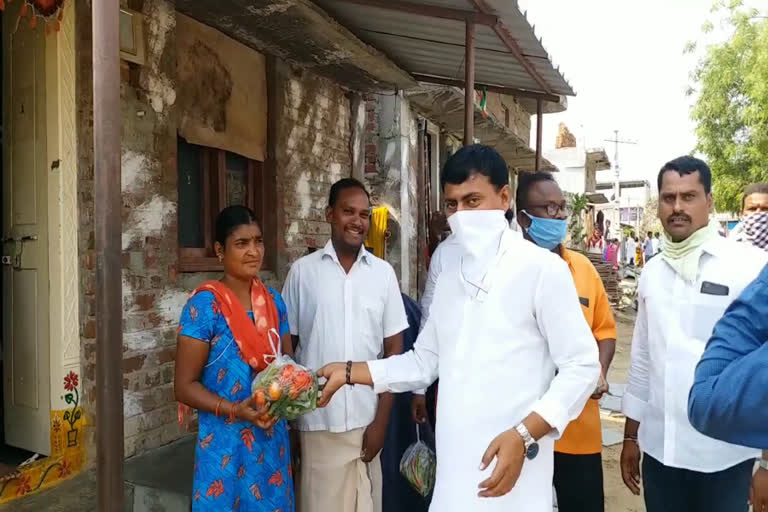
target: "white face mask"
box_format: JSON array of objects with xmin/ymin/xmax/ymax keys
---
[{"xmin": 447, "ymin": 209, "xmax": 508, "ymax": 262}]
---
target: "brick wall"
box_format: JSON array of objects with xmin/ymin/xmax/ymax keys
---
[
  {"xmin": 272, "ymin": 62, "xmax": 353, "ymax": 280},
  {"xmin": 76, "ymin": 1, "xmax": 357, "ymax": 460}
]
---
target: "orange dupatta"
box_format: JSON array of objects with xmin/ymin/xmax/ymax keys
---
[{"xmin": 178, "ymin": 278, "xmax": 281, "ymax": 427}]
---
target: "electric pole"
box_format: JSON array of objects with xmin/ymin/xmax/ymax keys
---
[{"xmin": 604, "ymin": 130, "xmax": 637, "ymax": 205}]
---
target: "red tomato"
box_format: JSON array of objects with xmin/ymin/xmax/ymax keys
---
[{"xmin": 253, "ymin": 388, "xmax": 267, "ymax": 407}]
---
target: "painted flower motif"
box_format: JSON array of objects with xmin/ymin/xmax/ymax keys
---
[
  {"xmin": 279, "ymin": 445, "xmax": 285, "ymax": 460},
  {"xmin": 230, "ymin": 380, "xmax": 243, "ymax": 396},
  {"xmin": 15, "ymin": 475, "xmax": 32, "ymax": 496},
  {"xmin": 233, "ymin": 495, "xmax": 241, "ymax": 510},
  {"xmin": 240, "ymin": 428, "xmax": 255, "ymax": 452},
  {"xmin": 194, "ymin": 489, "xmax": 201, "ymax": 502},
  {"xmin": 238, "ymin": 465, "xmax": 246, "ymax": 479},
  {"xmin": 211, "ymin": 301, "xmax": 221, "ymax": 316},
  {"xmin": 58, "ymin": 458, "xmax": 72, "ymax": 478},
  {"xmin": 265, "ymin": 426, "xmax": 275, "ymax": 439},
  {"xmin": 217, "ymin": 368, "xmax": 228, "ymax": 383},
  {"xmin": 257, "ymin": 452, "xmax": 264, "ymax": 464},
  {"xmin": 52, "ymin": 414, "xmax": 63, "ymax": 433},
  {"xmin": 63, "ymin": 371, "xmax": 79, "ymax": 392},
  {"xmin": 221, "ymin": 454, "xmax": 231, "ymax": 470},
  {"xmin": 189, "ymin": 305, "xmax": 198, "ymax": 322},
  {"xmin": 250, "ymin": 482, "xmax": 262, "ymax": 500},
  {"xmin": 268, "ymin": 470, "xmax": 284, "ymax": 487},
  {"xmin": 205, "ymin": 479, "xmax": 225, "ymax": 499}
]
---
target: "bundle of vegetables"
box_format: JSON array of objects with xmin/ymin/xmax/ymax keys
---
[
  {"xmin": 250, "ymin": 356, "xmax": 319, "ymax": 421},
  {"xmin": 399, "ymin": 426, "xmax": 436, "ymax": 497}
]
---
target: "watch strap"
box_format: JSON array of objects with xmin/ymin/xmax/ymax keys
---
[{"xmin": 515, "ymin": 423, "xmax": 534, "ymax": 452}]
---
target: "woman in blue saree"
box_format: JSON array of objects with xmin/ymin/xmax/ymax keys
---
[{"xmin": 175, "ymin": 206, "xmax": 295, "ymax": 511}]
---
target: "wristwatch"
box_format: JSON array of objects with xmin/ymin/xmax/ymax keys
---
[{"xmin": 515, "ymin": 423, "xmax": 539, "ymax": 461}]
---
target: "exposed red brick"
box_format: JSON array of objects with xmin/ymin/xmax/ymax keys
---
[
  {"xmin": 123, "ymin": 355, "xmax": 147, "ymax": 373},
  {"xmin": 84, "ymin": 319, "xmax": 96, "ymax": 339},
  {"xmin": 158, "ymin": 347, "xmax": 176, "ymax": 365}
]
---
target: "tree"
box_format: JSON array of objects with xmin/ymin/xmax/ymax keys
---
[
  {"xmin": 565, "ymin": 192, "xmax": 588, "ymax": 249},
  {"xmin": 639, "ymin": 196, "xmax": 662, "ymax": 235},
  {"xmin": 688, "ymin": 0, "xmax": 768, "ymax": 213}
]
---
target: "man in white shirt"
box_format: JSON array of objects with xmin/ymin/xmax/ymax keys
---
[
  {"xmin": 652, "ymin": 232, "xmax": 661, "ymax": 254},
  {"xmin": 643, "ymin": 231, "xmax": 655, "ymax": 262},
  {"xmin": 316, "ymin": 144, "xmax": 600, "ymax": 512},
  {"xmin": 625, "ymin": 236, "xmax": 636, "ymax": 265},
  {"xmin": 621, "ymin": 156, "xmax": 768, "ymax": 512},
  {"xmin": 282, "ymin": 178, "xmax": 408, "ymax": 512}
]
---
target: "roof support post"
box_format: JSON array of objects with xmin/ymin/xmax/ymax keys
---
[
  {"xmin": 93, "ymin": 0, "xmax": 124, "ymax": 509},
  {"xmin": 463, "ymin": 21, "xmax": 475, "ymax": 146},
  {"xmin": 535, "ymin": 98, "xmax": 543, "ymax": 171}
]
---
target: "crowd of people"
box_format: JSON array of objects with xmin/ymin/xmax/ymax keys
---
[{"xmin": 174, "ymin": 144, "xmax": 768, "ymax": 512}]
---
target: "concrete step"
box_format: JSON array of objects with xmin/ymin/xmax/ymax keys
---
[
  {"xmin": 0, "ymin": 435, "xmax": 196, "ymax": 512},
  {"xmin": 124, "ymin": 435, "xmax": 195, "ymax": 512}
]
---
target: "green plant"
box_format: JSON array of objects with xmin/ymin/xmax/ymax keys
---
[{"xmin": 566, "ymin": 193, "xmax": 589, "ymax": 249}]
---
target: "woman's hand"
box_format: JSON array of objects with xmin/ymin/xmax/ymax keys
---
[{"xmin": 233, "ymin": 396, "xmax": 276, "ymax": 429}]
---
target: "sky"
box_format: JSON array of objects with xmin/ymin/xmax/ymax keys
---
[{"xmin": 516, "ymin": 0, "xmax": 757, "ymax": 192}]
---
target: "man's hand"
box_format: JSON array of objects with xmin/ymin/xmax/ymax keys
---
[
  {"xmin": 316, "ymin": 363, "xmax": 347, "ymax": 407},
  {"xmin": 411, "ymin": 395, "xmax": 427, "ymax": 424},
  {"xmin": 750, "ymin": 467, "xmax": 768, "ymax": 512},
  {"xmin": 477, "ymin": 428, "xmax": 525, "ymax": 498},
  {"xmin": 362, "ymin": 418, "xmax": 387, "ymax": 463},
  {"xmin": 591, "ymin": 372, "xmax": 609, "ymax": 400},
  {"xmin": 620, "ymin": 440, "xmax": 642, "ymax": 495}
]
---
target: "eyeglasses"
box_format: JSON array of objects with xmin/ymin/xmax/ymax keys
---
[{"xmin": 527, "ymin": 202, "xmax": 570, "ymax": 217}]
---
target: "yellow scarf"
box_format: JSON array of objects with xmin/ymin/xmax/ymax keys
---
[{"xmin": 660, "ymin": 222, "xmax": 718, "ymax": 283}]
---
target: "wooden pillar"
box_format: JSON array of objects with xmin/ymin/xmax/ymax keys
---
[
  {"xmin": 463, "ymin": 21, "xmax": 475, "ymax": 146},
  {"xmin": 535, "ymin": 98, "xmax": 543, "ymax": 171},
  {"xmin": 93, "ymin": 0, "xmax": 124, "ymax": 509}
]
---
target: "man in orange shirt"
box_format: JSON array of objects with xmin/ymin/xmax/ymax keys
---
[{"xmin": 516, "ymin": 172, "xmax": 617, "ymax": 512}]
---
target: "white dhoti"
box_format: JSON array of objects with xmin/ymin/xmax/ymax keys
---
[{"xmin": 298, "ymin": 429, "xmax": 382, "ymax": 512}]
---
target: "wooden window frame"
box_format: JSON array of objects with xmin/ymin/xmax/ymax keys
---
[{"xmin": 178, "ymin": 142, "xmax": 272, "ymax": 273}]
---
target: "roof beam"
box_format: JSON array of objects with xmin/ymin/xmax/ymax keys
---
[
  {"xmin": 332, "ymin": 0, "xmax": 499, "ymax": 26},
  {"xmin": 411, "ymin": 73, "xmax": 560, "ymax": 103},
  {"xmin": 466, "ymin": 0, "xmax": 553, "ymax": 94}
]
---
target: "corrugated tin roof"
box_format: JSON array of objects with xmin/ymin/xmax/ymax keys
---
[
  {"xmin": 406, "ymin": 85, "xmax": 559, "ymax": 172},
  {"xmin": 313, "ymin": 0, "xmax": 574, "ymax": 97}
]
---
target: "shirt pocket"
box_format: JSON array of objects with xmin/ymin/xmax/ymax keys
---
[
  {"xmin": 687, "ymin": 293, "xmax": 731, "ymax": 346},
  {"xmin": 358, "ymin": 296, "xmax": 385, "ymax": 357}
]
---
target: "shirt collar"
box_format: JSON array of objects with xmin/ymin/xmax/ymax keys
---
[{"xmin": 322, "ymin": 240, "xmax": 372, "ymax": 265}]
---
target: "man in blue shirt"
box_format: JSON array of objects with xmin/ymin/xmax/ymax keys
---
[{"xmin": 689, "ymin": 262, "xmax": 768, "ymax": 511}]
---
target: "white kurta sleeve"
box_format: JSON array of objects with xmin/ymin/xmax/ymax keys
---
[
  {"xmin": 419, "ymin": 245, "xmax": 444, "ymax": 330},
  {"xmin": 530, "ymin": 258, "xmax": 601, "ymax": 437},
  {"xmin": 622, "ymin": 275, "xmax": 650, "ymax": 422},
  {"xmin": 367, "ymin": 312, "xmax": 440, "ymax": 394}
]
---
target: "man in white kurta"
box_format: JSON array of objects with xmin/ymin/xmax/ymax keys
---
[{"xmin": 318, "ymin": 145, "xmax": 600, "ymax": 512}]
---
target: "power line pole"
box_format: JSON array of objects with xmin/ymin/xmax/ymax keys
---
[{"xmin": 604, "ymin": 130, "xmax": 636, "ymax": 205}]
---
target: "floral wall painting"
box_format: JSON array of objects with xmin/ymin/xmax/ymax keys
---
[
  {"xmin": 62, "ymin": 371, "xmax": 82, "ymax": 448},
  {"xmin": 0, "ymin": 371, "xmax": 86, "ymax": 504}
]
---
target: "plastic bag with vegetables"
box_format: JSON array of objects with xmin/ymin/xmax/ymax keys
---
[
  {"xmin": 399, "ymin": 425, "xmax": 436, "ymax": 497},
  {"xmin": 250, "ymin": 354, "xmax": 319, "ymax": 421}
]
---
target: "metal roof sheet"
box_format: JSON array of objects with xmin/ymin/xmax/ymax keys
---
[{"xmin": 314, "ymin": 0, "xmax": 574, "ymax": 96}]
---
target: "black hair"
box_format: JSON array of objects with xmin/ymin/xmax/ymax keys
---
[
  {"xmin": 215, "ymin": 205, "xmax": 261, "ymax": 246},
  {"xmin": 657, "ymin": 156, "xmax": 712, "ymax": 194},
  {"xmin": 515, "ymin": 171, "xmax": 556, "ymax": 212},
  {"xmin": 647, "ymin": 231, "xmax": 652, "ymax": 236},
  {"xmin": 328, "ymin": 178, "xmax": 370, "ymax": 207},
  {"xmin": 441, "ymin": 144, "xmax": 509, "ymax": 191},
  {"xmin": 743, "ymin": 182, "xmax": 768, "ymax": 209}
]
